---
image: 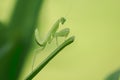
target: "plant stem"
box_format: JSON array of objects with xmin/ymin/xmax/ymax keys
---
[{"xmin": 25, "ymin": 36, "xmax": 75, "ymax": 80}]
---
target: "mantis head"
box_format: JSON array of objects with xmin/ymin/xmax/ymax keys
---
[{"xmin": 60, "ymin": 17, "xmax": 66, "ymax": 24}]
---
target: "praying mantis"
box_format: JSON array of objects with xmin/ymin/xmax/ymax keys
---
[
  {"xmin": 35, "ymin": 17, "xmax": 70, "ymax": 48},
  {"xmin": 32, "ymin": 17, "xmax": 70, "ymax": 70}
]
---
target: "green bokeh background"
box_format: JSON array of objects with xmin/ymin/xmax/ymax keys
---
[{"xmin": 1, "ymin": 0, "xmax": 120, "ymax": 80}]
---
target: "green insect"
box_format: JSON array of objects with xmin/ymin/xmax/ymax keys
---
[
  {"xmin": 32, "ymin": 17, "xmax": 70, "ymax": 70},
  {"xmin": 35, "ymin": 17, "xmax": 70, "ymax": 48}
]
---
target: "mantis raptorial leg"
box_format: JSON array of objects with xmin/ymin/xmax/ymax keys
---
[{"xmin": 54, "ymin": 28, "xmax": 70, "ymax": 46}]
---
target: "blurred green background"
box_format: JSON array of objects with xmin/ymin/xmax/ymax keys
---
[{"xmin": 1, "ymin": 0, "xmax": 120, "ymax": 80}]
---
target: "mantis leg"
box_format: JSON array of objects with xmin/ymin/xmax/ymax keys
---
[
  {"xmin": 32, "ymin": 47, "xmax": 44, "ymax": 71},
  {"xmin": 55, "ymin": 28, "xmax": 70, "ymax": 38},
  {"xmin": 56, "ymin": 36, "xmax": 59, "ymax": 46},
  {"xmin": 54, "ymin": 28, "xmax": 70, "ymax": 45}
]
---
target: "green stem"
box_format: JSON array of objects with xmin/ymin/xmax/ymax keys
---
[{"xmin": 25, "ymin": 36, "xmax": 75, "ymax": 80}]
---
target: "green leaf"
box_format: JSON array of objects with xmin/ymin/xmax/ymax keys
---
[
  {"xmin": 106, "ymin": 69, "xmax": 120, "ymax": 80},
  {"xmin": 25, "ymin": 36, "xmax": 75, "ymax": 80}
]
